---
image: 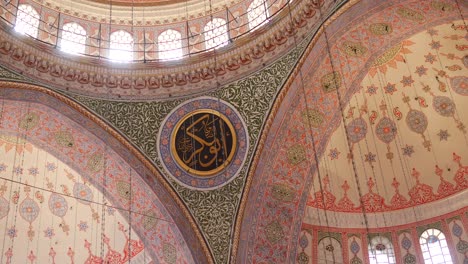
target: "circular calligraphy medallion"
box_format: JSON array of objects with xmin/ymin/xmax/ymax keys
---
[
  {"xmin": 171, "ymin": 110, "xmax": 236, "ymax": 176},
  {"xmin": 158, "ymin": 97, "xmax": 248, "ymax": 190}
]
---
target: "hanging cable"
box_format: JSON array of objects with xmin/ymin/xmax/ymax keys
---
[{"xmin": 284, "ymin": 0, "xmax": 337, "ymax": 262}]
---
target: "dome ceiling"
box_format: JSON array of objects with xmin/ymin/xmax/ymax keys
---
[
  {"xmin": 237, "ymin": 0, "xmax": 468, "ymax": 263},
  {"xmin": 0, "ymin": 0, "xmax": 466, "ymax": 263},
  {"xmin": 0, "ymin": 88, "xmax": 211, "ymax": 263},
  {"xmin": 305, "ymin": 20, "xmax": 468, "ymax": 223},
  {"xmin": 0, "ymin": 134, "xmax": 151, "ymax": 263},
  {"xmin": 31, "ymin": 0, "xmax": 242, "ymax": 22}
]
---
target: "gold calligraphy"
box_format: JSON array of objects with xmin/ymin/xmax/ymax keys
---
[{"xmin": 172, "ymin": 110, "xmax": 237, "ymax": 176}]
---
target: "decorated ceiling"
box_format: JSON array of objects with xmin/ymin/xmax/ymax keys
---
[
  {"xmin": 0, "ymin": 90, "xmax": 211, "ymax": 263},
  {"xmin": 0, "ymin": 0, "xmax": 467, "ymax": 264}
]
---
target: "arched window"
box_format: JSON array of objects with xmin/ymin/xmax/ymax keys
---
[
  {"xmin": 318, "ymin": 237, "xmax": 343, "ymax": 263},
  {"xmin": 60, "ymin": 23, "xmax": 87, "ymax": 54},
  {"xmin": 420, "ymin": 229, "xmax": 453, "ymax": 264},
  {"xmin": 158, "ymin": 29, "xmax": 183, "ymax": 60},
  {"xmin": 109, "ymin": 30, "xmax": 133, "ymax": 62},
  {"xmin": 247, "ymin": 0, "xmax": 268, "ymax": 30},
  {"xmin": 204, "ymin": 18, "xmax": 228, "ymax": 50},
  {"xmin": 15, "ymin": 4, "xmax": 40, "ymax": 37},
  {"xmin": 368, "ymin": 236, "xmax": 396, "ymax": 264}
]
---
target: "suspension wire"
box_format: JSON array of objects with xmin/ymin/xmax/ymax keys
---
[
  {"xmin": 285, "ymin": 0, "xmax": 336, "ymax": 262},
  {"xmin": 315, "ymin": 1, "xmax": 374, "ymax": 259}
]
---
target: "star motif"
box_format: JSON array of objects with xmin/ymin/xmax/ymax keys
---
[
  {"xmin": 424, "ymin": 53, "xmax": 437, "ymax": 64},
  {"xmin": 366, "ymin": 85, "xmax": 378, "ymax": 95},
  {"xmin": 0, "ymin": 163, "xmax": 6, "ymax": 172},
  {"xmin": 429, "ymin": 41, "xmax": 442, "ymax": 50},
  {"xmin": 328, "ymin": 148, "xmax": 340, "ymax": 160},
  {"xmin": 384, "ymin": 83, "xmax": 397, "ymax": 95},
  {"xmin": 13, "ymin": 167, "xmax": 23, "ymax": 175},
  {"xmin": 107, "ymin": 207, "xmax": 115, "ymax": 215},
  {"xmin": 365, "ymin": 152, "xmax": 377, "ymax": 163},
  {"xmin": 28, "ymin": 167, "xmax": 39, "ymax": 176},
  {"xmin": 7, "ymin": 227, "xmax": 17, "ymax": 238},
  {"xmin": 44, "ymin": 227, "xmax": 55, "ymax": 239},
  {"xmin": 402, "ymin": 145, "xmax": 414, "ymax": 157},
  {"xmin": 400, "ymin": 76, "xmax": 414, "ymax": 87},
  {"xmin": 46, "ymin": 162, "xmax": 57, "ymax": 172},
  {"xmin": 78, "ymin": 221, "xmax": 89, "ymax": 232},
  {"xmin": 415, "ymin": 65, "xmax": 428, "ymax": 77},
  {"xmin": 437, "ymin": 130, "xmax": 450, "ymax": 141}
]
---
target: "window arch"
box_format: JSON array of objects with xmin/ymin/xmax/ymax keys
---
[
  {"xmin": 109, "ymin": 30, "xmax": 134, "ymax": 62},
  {"xmin": 158, "ymin": 29, "xmax": 183, "ymax": 60},
  {"xmin": 60, "ymin": 22, "xmax": 87, "ymax": 54},
  {"xmin": 318, "ymin": 237, "xmax": 343, "ymax": 263},
  {"xmin": 368, "ymin": 236, "xmax": 396, "ymax": 264},
  {"xmin": 420, "ymin": 229, "xmax": 453, "ymax": 264},
  {"xmin": 247, "ymin": 0, "xmax": 268, "ymax": 30},
  {"xmin": 204, "ymin": 18, "xmax": 228, "ymax": 50},
  {"xmin": 15, "ymin": 4, "xmax": 40, "ymax": 38}
]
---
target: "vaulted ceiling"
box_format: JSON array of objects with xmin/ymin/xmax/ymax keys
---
[{"xmin": 0, "ymin": 0, "xmax": 466, "ymax": 263}]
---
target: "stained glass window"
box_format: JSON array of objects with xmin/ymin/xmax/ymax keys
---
[
  {"xmin": 204, "ymin": 18, "xmax": 228, "ymax": 50},
  {"xmin": 247, "ymin": 0, "xmax": 268, "ymax": 30},
  {"xmin": 158, "ymin": 29, "xmax": 182, "ymax": 60},
  {"xmin": 368, "ymin": 236, "xmax": 396, "ymax": 264},
  {"xmin": 60, "ymin": 23, "xmax": 87, "ymax": 54},
  {"xmin": 109, "ymin": 30, "xmax": 134, "ymax": 62},
  {"xmin": 420, "ymin": 229, "xmax": 453, "ymax": 264},
  {"xmin": 318, "ymin": 237, "xmax": 343, "ymax": 263},
  {"xmin": 15, "ymin": 4, "xmax": 40, "ymax": 38}
]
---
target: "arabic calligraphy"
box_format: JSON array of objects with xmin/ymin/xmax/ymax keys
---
[{"xmin": 172, "ymin": 110, "xmax": 237, "ymax": 176}]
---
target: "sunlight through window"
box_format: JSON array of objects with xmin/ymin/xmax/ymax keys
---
[
  {"xmin": 368, "ymin": 236, "xmax": 396, "ymax": 264},
  {"xmin": 247, "ymin": 0, "xmax": 268, "ymax": 30},
  {"xmin": 204, "ymin": 18, "xmax": 228, "ymax": 50},
  {"xmin": 60, "ymin": 23, "xmax": 87, "ymax": 55},
  {"xmin": 158, "ymin": 29, "xmax": 183, "ymax": 60},
  {"xmin": 109, "ymin": 30, "xmax": 134, "ymax": 62},
  {"xmin": 15, "ymin": 4, "xmax": 40, "ymax": 38},
  {"xmin": 420, "ymin": 229, "xmax": 453, "ymax": 264}
]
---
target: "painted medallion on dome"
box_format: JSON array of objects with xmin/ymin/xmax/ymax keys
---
[
  {"xmin": 158, "ymin": 97, "xmax": 248, "ymax": 189},
  {"xmin": 172, "ymin": 110, "xmax": 236, "ymax": 176}
]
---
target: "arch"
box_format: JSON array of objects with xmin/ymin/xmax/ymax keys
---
[
  {"xmin": 368, "ymin": 236, "xmax": 396, "ymax": 264},
  {"xmin": 158, "ymin": 29, "xmax": 183, "ymax": 60},
  {"xmin": 247, "ymin": 0, "xmax": 268, "ymax": 30},
  {"xmin": 14, "ymin": 4, "xmax": 40, "ymax": 38},
  {"xmin": 60, "ymin": 22, "xmax": 87, "ymax": 54},
  {"xmin": 204, "ymin": 18, "xmax": 228, "ymax": 50},
  {"xmin": 234, "ymin": 0, "xmax": 465, "ymax": 263},
  {"xmin": 318, "ymin": 237, "xmax": 343, "ymax": 263},
  {"xmin": 420, "ymin": 229, "xmax": 453, "ymax": 264},
  {"xmin": 109, "ymin": 30, "xmax": 134, "ymax": 61},
  {"xmin": 0, "ymin": 82, "xmax": 213, "ymax": 263}
]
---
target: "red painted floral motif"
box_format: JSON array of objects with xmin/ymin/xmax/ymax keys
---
[{"xmin": 308, "ymin": 154, "xmax": 468, "ymax": 212}]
